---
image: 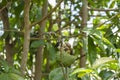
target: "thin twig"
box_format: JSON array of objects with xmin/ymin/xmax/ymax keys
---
[
  {"xmin": 30, "ymin": 0, "xmax": 63, "ymax": 28},
  {"xmin": 88, "ymin": 8, "xmax": 119, "ymax": 11},
  {"xmin": 60, "ymin": 63, "xmax": 67, "ymax": 80},
  {"xmin": 96, "ymin": 12, "xmax": 120, "ymax": 27},
  {"xmin": 0, "ymin": 29, "xmax": 23, "ymax": 33}
]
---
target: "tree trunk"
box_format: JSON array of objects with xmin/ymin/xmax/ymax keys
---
[
  {"xmin": 80, "ymin": 0, "xmax": 88, "ymax": 67},
  {"xmin": 20, "ymin": 0, "xmax": 31, "ymax": 76},
  {"xmin": 34, "ymin": 0, "xmax": 48, "ymax": 80},
  {"xmin": 0, "ymin": 8, "xmax": 14, "ymax": 65}
]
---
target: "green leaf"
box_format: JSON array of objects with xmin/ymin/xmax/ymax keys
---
[
  {"xmin": 0, "ymin": 60, "xmax": 9, "ymax": 72},
  {"xmin": 117, "ymin": 0, "xmax": 120, "ymax": 9},
  {"xmin": 0, "ymin": 40, "xmax": 4, "ymax": 51},
  {"xmin": 70, "ymin": 68, "xmax": 93, "ymax": 78},
  {"xmin": 115, "ymin": 49, "xmax": 120, "ymax": 53},
  {"xmin": 62, "ymin": 31, "xmax": 69, "ymax": 36},
  {"xmin": 0, "ymin": 0, "xmax": 7, "ymax": 7},
  {"xmin": 0, "ymin": 73, "xmax": 24, "ymax": 80},
  {"xmin": 88, "ymin": 35, "xmax": 97, "ymax": 65},
  {"xmin": 0, "ymin": 73, "xmax": 11, "ymax": 80},
  {"xmin": 106, "ymin": 12, "xmax": 111, "ymax": 18},
  {"xmin": 30, "ymin": 40, "xmax": 45, "ymax": 48},
  {"xmin": 14, "ymin": 1, "xmax": 24, "ymax": 17},
  {"xmin": 107, "ymin": 62, "xmax": 119, "ymax": 70},
  {"xmin": 102, "ymin": 37, "xmax": 114, "ymax": 48},
  {"xmin": 96, "ymin": 25, "xmax": 109, "ymax": 31},
  {"xmin": 92, "ymin": 57, "xmax": 117, "ymax": 68},
  {"xmin": 49, "ymin": 67, "xmax": 75, "ymax": 80},
  {"xmin": 52, "ymin": 24, "xmax": 58, "ymax": 31},
  {"xmin": 88, "ymin": 0, "xmax": 95, "ymax": 7},
  {"xmin": 0, "ymin": 59, "xmax": 22, "ymax": 76},
  {"xmin": 49, "ymin": 67, "xmax": 66, "ymax": 80},
  {"xmin": 9, "ymin": 73, "xmax": 24, "ymax": 80},
  {"xmin": 74, "ymin": 28, "xmax": 79, "ymax": 35},
  {"xmin": 46, "ymin": 42, "xmax": 56, "ymax": 60},
  {"xmin": 92, "ymin": 35, "xmax": 105, "ymax": 52},
  {"xmin": 99, "ymin": 70, "xmax": 114, "ymax": 80},
  {"xmin": 9, "ymin": 67, "xmax": 22, "ymax": 76},
  {"xmin": 109, "ymin": 1, "xmax": 115, "ymax": 8}
]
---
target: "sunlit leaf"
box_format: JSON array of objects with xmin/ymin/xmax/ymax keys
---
[
  {"xmin": 107, "ymin": 62, "xmax": 119, "ymax": 70},
  {"xmin": 115, "ymin": 49, "xmax": 120, "ymax": 53},
  {"xmin": 102, "ymin": 37, "xmax": 114, "ymax": 48},
  {"xmin": 70, "ymin": 68, "xmax": 93, "ymax": 78},
  {"xmin": 92, "ymin": 57, "xmax": 117, "ymax": 68},
  {"xmin": 96, "ymin": 25, "xmax": 109, "ymax": 32},
  {"xmin": 117, "ymin": 14, "xmax": 120, "ymax": 17},
  {"xmin": 109, "ymin": 1, "xmax": 115, "ymax": 8},
  {"xmin": 52, "ymin": 24, "xmax": 58, "ymax": 31},
  {"xmin": 62, "ymin": 30, "xmax": 69, "ymax": 36}
]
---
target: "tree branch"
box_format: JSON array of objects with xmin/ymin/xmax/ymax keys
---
[
  {"xmin": 0, "ymin": 29, "xmax": 23, "ymax": 33},
  {"xmin": 79, "ymin": 0, "xmax": 88, "ymax": 68},
  {"xmin": 96, "ymin": 12, "xmax": 120, "ymax": 27},
  {"xmin": 30, "ymin": 0, "xmax": 63, "ymax": 28},
  {"xmin": 0, "ymin": 2, "xmax": 11, "ymax": 12},
  {"xmin": 20, "ymin": 0, "xmax": 31, "ymax": 76}
]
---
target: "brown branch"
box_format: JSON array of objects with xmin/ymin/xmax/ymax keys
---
[
  {"xmin": 89, "ymin": 15, "xmax": 107, "ymax": 17},
  {"xmin": 0, "ymin": 29, "xmax": 23, "ymax": 33},
  {"xmin": 79, "ymin": 0, "xmax": 88, "ymax": 68},
  {"xmin": 0, "ymin": 2, "xmax": 11, "ymax": 12},
  {"xmin": 34, "ymin": 0, "xmax": 48, "ymax": 80},
  {"xmin": 30, "ymin": 0, "xmax": 63, "ymax": 28},
  {"xmin": 0, "ymin": 7, "xmax": 15, "ymax": 65},
  {"xmin": 88, "ymin": 8, "xmax": 119, "ymax": 11},
  {"xmin": 20, "ymin": 0, "xmax": 31, "ymax": 76},
  {"xmin": 30, "ymin": 31, "xmax": 85, "ymax": 41},
  {"xmin": 31, "ymin": 11, "xmax": 119, "ymax": 39}
]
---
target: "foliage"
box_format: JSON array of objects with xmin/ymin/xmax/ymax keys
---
[
  {"xmin": 0, "ymin": 59, "xmax": 24, "ymax": 80},
  {"xmin": 49, "ymin": 67, "xmax": 76, "ymax": 80},
  {"xmin": 71, "ymin": 57, "xmax": 119, "ymax": 80},
  {"xmin": 0, "ymin": 0, "xmax": 120, "ymax": 80}
]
